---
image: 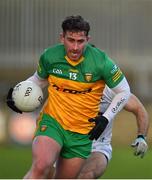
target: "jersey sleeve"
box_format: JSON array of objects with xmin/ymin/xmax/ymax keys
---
[
  {"xmin": 37, "ymin": 51, "xmax": 49, "ymax": 79},
  {"xmin": 103, "ymin": 54, "xmax": 124, "ymax": 88}
]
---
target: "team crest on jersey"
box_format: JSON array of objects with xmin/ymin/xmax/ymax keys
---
[
  {"xmin": 40, "ymin": 125, "xmax": 47, "ymax": 132},
  {"xmin": 85, "ymin": 73, "xmax": 92, "ymax": 82}
]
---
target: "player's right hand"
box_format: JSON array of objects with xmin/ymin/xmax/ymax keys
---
[
  {"xmin": 131, "ymin": 135, "xmax": 148, "ymax": 158},
  {"xmin": 6, "ymin": 88, "xmax": 22, "ymax": 113}
]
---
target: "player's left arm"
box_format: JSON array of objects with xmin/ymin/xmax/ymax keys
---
[{"xmin": 124, "ymin": 94, "xmax": 149, "ymax": 158}]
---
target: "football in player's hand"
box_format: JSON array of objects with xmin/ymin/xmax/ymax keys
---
[{"xmin": 12, "ymin": 81, "xmax": 43, "ymax": 112}]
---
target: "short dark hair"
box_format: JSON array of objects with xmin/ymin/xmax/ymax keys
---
[{"xmin": 62, "ymin": 15, "xmax": 90, "ymax": 36}]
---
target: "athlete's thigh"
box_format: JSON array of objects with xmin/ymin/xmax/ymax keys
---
[
  {"xmin": 78, "ymin": 152, "xmax": 108, "ymax": 178},
  {"xmin": 54, "ymin": 156, "xmax": 86, "ymax": 179},
  {"xmin": 32, "ymin": 136, "xmax": 61, "ymax": 166}
]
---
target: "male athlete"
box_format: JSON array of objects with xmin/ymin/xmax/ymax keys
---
[
  {"xmin": 6, "ymin": 15, "xmax": 131, "ymax": 178},
  {"xmin": 78, "ymin": 85, "xmax": 149, "ymax": 179}
]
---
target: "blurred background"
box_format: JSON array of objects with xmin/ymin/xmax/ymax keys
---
[{"xmin": 0, "ymin": 0, "xmax": 152, "ymax": 178}]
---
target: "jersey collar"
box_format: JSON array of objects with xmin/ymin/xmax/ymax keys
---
[
  {"xmin": 64, "ymin": 44, "xmax": 89, "ymax": 66},
  {"xmin": 65, "ymin": 55, "xmax": 84, "ymax": 66}
]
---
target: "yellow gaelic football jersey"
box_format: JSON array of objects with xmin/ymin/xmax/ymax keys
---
[{"xmin": 37, "ymin": 44, "xmax": 124, "ymax": 134}]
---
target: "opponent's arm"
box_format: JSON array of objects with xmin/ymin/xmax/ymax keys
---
[
  {"xmin": 124, "ymin": 94, "xmax": 149, "ymax": 158},
  {"xmin": 89, "ymin": 77, "xmax": 131, "ymax": 140},
  {"xmin": 103, "ymin": 77, "xmax": 130, "ymax": 121},
  {"xmin": 124, "ymin": 94, "xmax": 149, "ymax": 136}
]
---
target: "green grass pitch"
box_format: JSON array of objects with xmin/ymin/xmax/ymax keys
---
[{"xmin": 0, "ymin": 145, "xmax": 151, "ymax": 179}]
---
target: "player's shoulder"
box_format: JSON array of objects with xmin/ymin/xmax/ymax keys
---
[
  {"xmin": 84, "ymin": 45, "xmax": 105, "ymax": 67},
  {"xmin": 86, "ymin": 44, "xmax": 106, "ymax": 56}
]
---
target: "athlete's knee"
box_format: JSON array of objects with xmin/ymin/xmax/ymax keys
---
[
  {"xmin": 94, "ymin": 160, "xmax": 107, "ymax": 178},
  {"xmin": 79, "ymin": 168, "xmax": 104, "ymax": 179},
  {"xmin": 78, "ymin": 171, "xmax": 95, "ymax": 179},
  {"xmin": 79, "ymin": 167, "xmax": 105, "ymax": 179},
  {"xmin": 32, "ymin": 158, "xmax": 52, "ymax": 176},
  {"xmin": 78, "ymin": 154, "xmax": 108, "ymax": 179},
  {"xmin": 78, "ymin": 163, "xmax": 97, "ymax": 179},
  {"xmin": 94, "ymin": 167, "xmax": 105, "ymax": 178}
]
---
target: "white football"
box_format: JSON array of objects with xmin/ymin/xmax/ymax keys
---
[{"xmin": 12, "ymin": 81, "xmax": 43, "ymax": 112}]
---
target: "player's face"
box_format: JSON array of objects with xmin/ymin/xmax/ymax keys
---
[{"xmin": 60, "ymin": 31, "xmax": 89, "ymax": 61}]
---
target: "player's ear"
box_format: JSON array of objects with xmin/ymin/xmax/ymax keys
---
[
  {"xmin": 86, "ymin": 35, "xmax": 91, "ymax": 42},
  {"xmin": 60, "ymin": 32, "xmax": 64, "ymax": 43}
]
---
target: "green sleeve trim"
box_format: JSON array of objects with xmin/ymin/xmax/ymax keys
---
[
  {"xmin": 37, "ymin": 51, "xmax": 49, "ymax": 79},
  {"xmin": 102, "ymin": 53, "xmax": 125, "ymax": 88}
]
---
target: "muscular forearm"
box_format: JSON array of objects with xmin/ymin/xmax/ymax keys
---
[
  {"xmin": 135, "ymin": 106, "xmax": 149, "ymax": 136},
  {"xmin": 124, "ymin": 94, "xmax": 149, "ymax": 137}
]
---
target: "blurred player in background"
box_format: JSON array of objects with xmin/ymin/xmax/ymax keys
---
[
  {"xmin": 78, "ymin": 85, "xmax": 149, "ymax": 179},
  {"xmin": 6, "ymin": 15, "xmax": 131, "ymax": 179}
]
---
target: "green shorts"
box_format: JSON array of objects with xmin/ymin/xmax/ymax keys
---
[{"xmin": 35, "ymin": 113, "xmax": 92, "ymax": 159}]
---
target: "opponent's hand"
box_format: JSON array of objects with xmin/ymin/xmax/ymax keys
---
[
  {"xmin": 6, "ymin": 88, "xmax": 22, "ymax": 113},
  {"xmin": 131, "ymin": 135, "xmax": 148, "ymax": 158},
  {"xmin": 88, "ymin": 115, "xmax": 109, "ymax": 140}
]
